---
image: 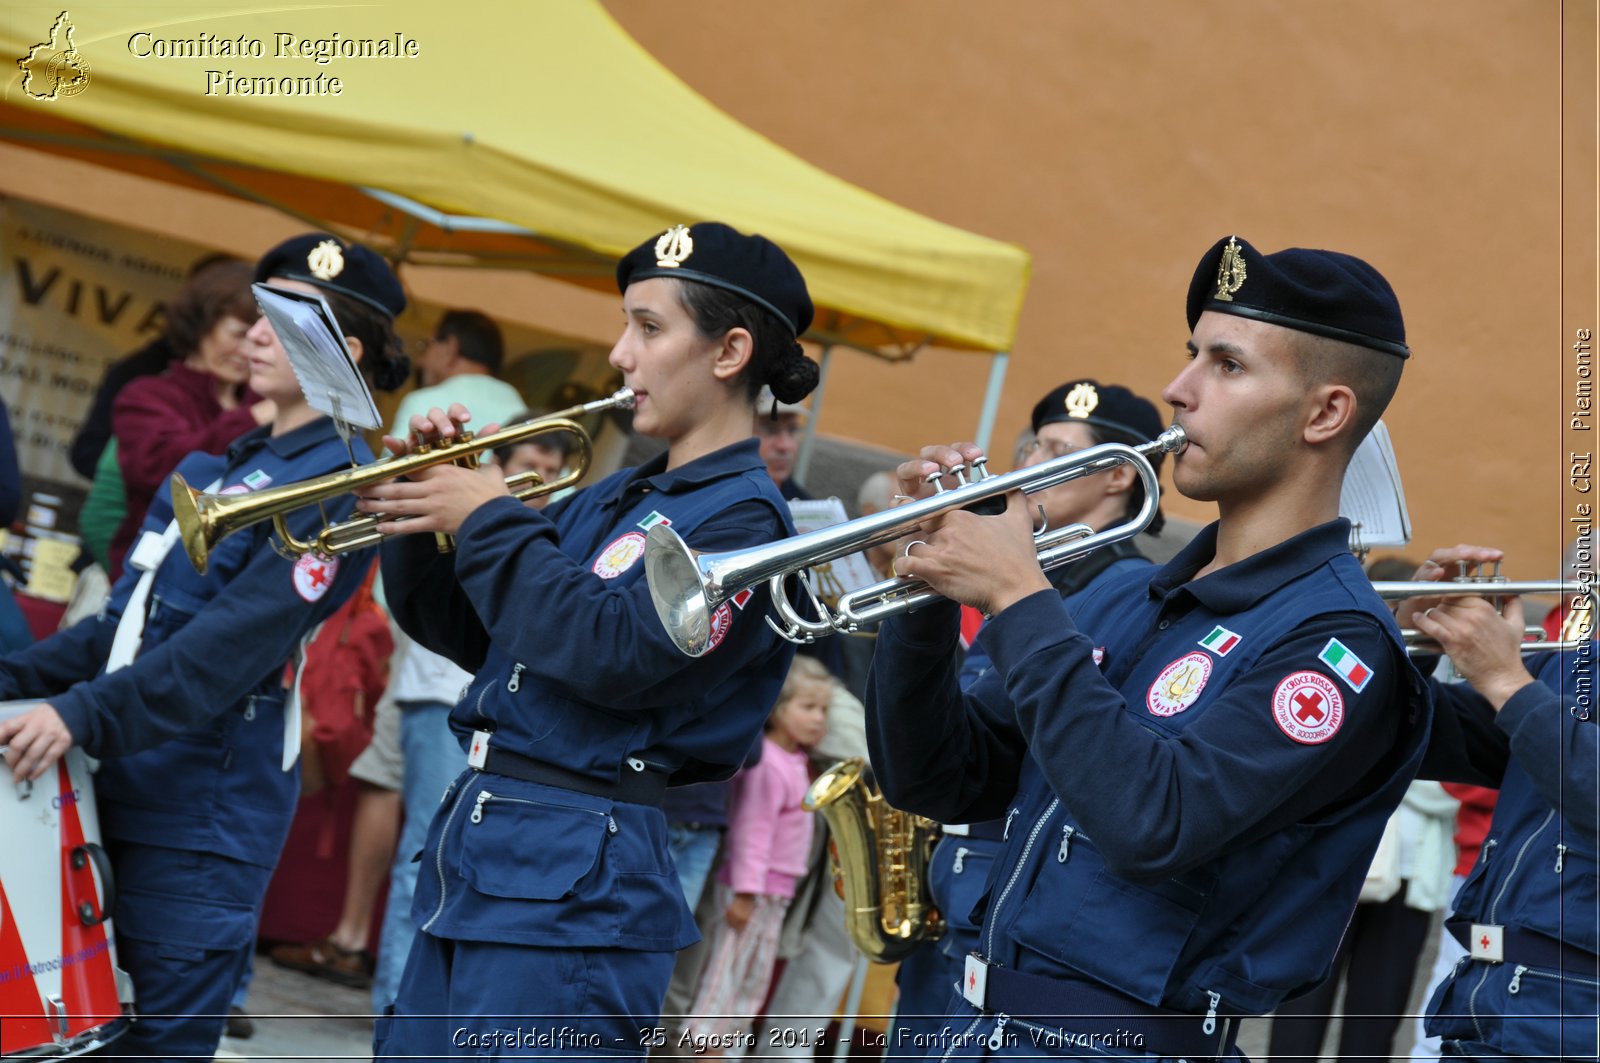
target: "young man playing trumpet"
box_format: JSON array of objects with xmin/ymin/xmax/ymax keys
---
[{"xmin": 867, "ymin": 235, "xmax": 1430, "ymax": 1059}]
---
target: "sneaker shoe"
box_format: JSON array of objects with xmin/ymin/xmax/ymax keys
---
[
  {"xmin": 268, "ymin": 937, "xmax": 374, "ymax": 989},
  {"xmin": 224, "ymin": 1006, "xmax": 255, "ymax": 1040}
]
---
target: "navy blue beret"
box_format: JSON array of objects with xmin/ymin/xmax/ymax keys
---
[
  {"xmin": 254, "ymin": 234, "xmax": 406, "ymax": 319},
  {"xmin": 1032, "ymin": 379, "xmax": 1165, "ymax": 447},
  {"xmin": 616, "ymin": 222, "xmax": 813, "ymax": 338},
  {"xmin": 1186, "ymin": 235, "xmax": 1408, "ymax": 359}
]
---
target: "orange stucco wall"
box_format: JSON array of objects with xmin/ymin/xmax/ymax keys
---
[{"xmin": 601, "ymin": 0, "xmax": 1595, "ymax": 574}]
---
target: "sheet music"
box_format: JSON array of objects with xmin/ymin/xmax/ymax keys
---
[
  {"xmin": 1340, "ymin": 420, "xmax": 1411, "ymax": 548},
  {"xmin": 788, "ymin": 498, "xmax": 879, "ymax": 599},
  {"xmin": 252, "ymin": 283, "xmax": 381, "ymax": 430}
]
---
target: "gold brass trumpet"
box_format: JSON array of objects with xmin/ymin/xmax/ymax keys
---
[{"xmin": 171, "ymin": 388, "xmax": 635, "ymax": 574}]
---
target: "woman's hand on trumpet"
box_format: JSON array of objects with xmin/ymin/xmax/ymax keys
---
[
  {"xmin": 354, "ymin": 404, "xmax": 509, "ymax": 537},
  {"xmin": 891, "ymin": 443, "xmax": 1051, "ymax": 617}
]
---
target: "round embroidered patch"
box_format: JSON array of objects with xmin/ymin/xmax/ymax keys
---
[
  {"xmin": 592, "ymin": 531, "xmax": 647, "ymax": 579},
  {"xmin": 1147, "ymin": 651, "xmax": 1212, "ymax": 716},
  {"xmin": 705, "ymin": 602, "xmax": 733, "ymax": 652},
  {"xmin": 1272, "ymin": 671, "xmax": 1345, "ymax": 744},
  {"xmin": 292, "ymin": 554, "xmax": 339, "ymax": 602}
]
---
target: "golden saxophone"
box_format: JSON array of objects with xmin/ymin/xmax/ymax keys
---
[{"xmin": 803, "ymin": 757, "xmax": 943, "ymax": 963}]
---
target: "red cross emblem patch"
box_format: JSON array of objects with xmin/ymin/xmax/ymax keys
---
[
  {"xmin": 292, "ymin": 554, "xmax": 340, "ymax": 602},
  {"xmin": 1271, "ymin": 671, "xmax": 1344, "ymax": 744}
]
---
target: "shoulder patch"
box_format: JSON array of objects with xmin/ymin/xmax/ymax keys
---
[
  {"xmin": 1272, "ymin": 671, "xmax": 1344, "ymax": 744},
  {"xmin": 593, "ymin": 531, "xmax": 647, "ymax": 579},
  {"xmin": 705, "ymin": 602, "xmax": 733, "ymax": 652},
  {"xmin": 1318, "ymin": 638, "xmax": 1374, "ymax": 693},
  {"xmin": 292, "ymin": 554, "xmax": 339, "ymax": 603},
  {"xmin": 1147, "ymin": 651, "xmax": 1212, "ymax": 717}
]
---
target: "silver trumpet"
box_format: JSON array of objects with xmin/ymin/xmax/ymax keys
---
[
  {"xmin": 645, "ymin": 426, "xmax": 1188, "ymax": 657},
  {"xmin": 1373, "ymin": 566, "xmax": 1594, "ymax": 655}
]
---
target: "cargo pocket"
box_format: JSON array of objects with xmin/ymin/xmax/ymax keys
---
[
  {"xmin": 1496, "ymin": 966, "xmax": 1600, "ymax": 1059},
  {"xmin": 457, "ymin": 790, "xmax": 609, "ymax": 901},
  {"xmin": 1010, "ymin": 841, "xmax": 1214, "ymax": 1005}
]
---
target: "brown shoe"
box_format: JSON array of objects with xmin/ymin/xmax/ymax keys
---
[{"xmin": 268, "ymin": 937, "xmax": 373, "ymax": 989}]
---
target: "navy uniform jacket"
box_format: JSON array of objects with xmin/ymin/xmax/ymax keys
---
[
  {"xmin": 0, "ymin": 419, "xmax": 374, "ymax": 873},
  {"xmin": 867, "ymin": 519, "xmax": 1429, "ymax": 1018},
  {"xmin": 381, "ymin": 437, "xmax": 797, "ymax": 951},
  {"xmin": 1422, "ymin": 649, "xmax": 1599, "ymax": 1058},
  {"xmin": 937, "ymin": 544, "xmax": 1154, "ymax": 957}
]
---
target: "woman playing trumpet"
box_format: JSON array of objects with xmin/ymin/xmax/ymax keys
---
[
  {"xmin": 357, "ymin": 223, "xmax": 818, "ymax": 1059},
  {"xmin": 0, "ymin": 233, "xmax": 409, "ymax": 1059}
]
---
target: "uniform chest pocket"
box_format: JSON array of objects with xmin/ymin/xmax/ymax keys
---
[
  {"xmin": 457, "ymin": 790, "xmax": 611, "ymax": 901},
  {"xmin": 1010, "ymin": 840, "xmax": 1217, "ymax": 1006}
]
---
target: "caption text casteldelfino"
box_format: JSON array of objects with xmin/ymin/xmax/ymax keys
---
[{"xmin": 125, "ymin": 31, "xmax": 421, "ymax": 96}]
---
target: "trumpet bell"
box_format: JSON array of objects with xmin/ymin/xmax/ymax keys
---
[{"xmin": 644, "ymin": 526, "xmax": 718, "ymax": 657}]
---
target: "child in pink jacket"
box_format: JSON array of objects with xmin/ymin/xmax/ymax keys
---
[{"xmin": 686, "ymin": 657, "xmax": 832, "ymax": 1049}]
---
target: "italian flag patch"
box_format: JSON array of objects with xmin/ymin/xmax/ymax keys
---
[
  {"xmin": 638, "ymin": 510, "xmax": 672, "ymax": 531},
  {"xmin": 1319, "ymin": 638, "xmax": 1373, "ymax": 693},
  {"xmin": 1198, "ymin": 625, "xmax": 1241, "ymax": 657}
]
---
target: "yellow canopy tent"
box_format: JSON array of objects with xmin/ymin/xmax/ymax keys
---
[{"xmin": 0, "ymin": 1, "xmax": 1031, "ymax": 449}]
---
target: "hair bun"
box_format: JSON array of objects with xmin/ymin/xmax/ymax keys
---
[
  {"xmin": 371, "ymin": 349, "xmax": 411, "ymax": 392},
  {"xmin": 767, "ymin": 343, "xmax": 819, "ymax": 404}
]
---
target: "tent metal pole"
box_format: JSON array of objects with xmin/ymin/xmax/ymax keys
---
[
  {"xmin": 793, "ymin": 343, "xmax": 834, "ymax": 487},
  {"xmin": 974, "ymin": 350, "xmax": 1010, "ymax": 453}
]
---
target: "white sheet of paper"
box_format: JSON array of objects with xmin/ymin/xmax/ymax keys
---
[
  {"xmin": 1340, "ymin": 420, "xmax": 1411, "ymax": 549},
  {"xmin": 252, "ymin": 283, "xmax": 381, "ymax": 430},
  {"xmin": 787, "ymin": 497, "xmax": 880, "ymax": 598}
]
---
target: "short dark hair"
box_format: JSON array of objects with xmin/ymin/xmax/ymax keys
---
[
  {"xmin": 1289, "ymin": 331, "xmax": 1403, "ymax": 459},
  {"xmin": 164, "ymin": 260, "xmax": 258, "ymax": 357},
  {"xmin": 436, "ymin": 310, "xmax": 505, "ymax": 375}
]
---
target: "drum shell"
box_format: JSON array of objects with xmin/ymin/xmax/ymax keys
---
[{"xmin": 0, "ymin": 700, "xmax": 132, "ymax": 1058}]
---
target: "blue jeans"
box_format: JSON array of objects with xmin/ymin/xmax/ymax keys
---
[
  {"xmin": 371, "ymin": 700, "xmax": 463, "ymax": 1012},
  {"xmin": 667, "ymin": 822, "xmax": 722, "ymax": 912}
]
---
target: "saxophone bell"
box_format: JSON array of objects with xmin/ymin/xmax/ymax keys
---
[{"xmin": 803, "ymin": 757, "xmax": 944, "ymax": 963}]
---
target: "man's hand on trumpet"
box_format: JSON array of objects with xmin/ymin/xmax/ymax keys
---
[
  {"xmin": 890, "ymin": 442, "xmax": 1051, "ymax": 618},
  {"xmin": 1412, "ymin": 595, "xmax": 1532, "ymax": 711},
  {"xmin": 1391, "ymin": 542, "xmax": 1506, "ymax": 632},
  {"xmin": 354, "ymin": 404, "xmax": 508, "ymax": 537}
]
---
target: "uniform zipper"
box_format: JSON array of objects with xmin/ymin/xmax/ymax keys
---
[
  {"xmin": 1489, "ymin": 810, "xmax": 1554, "ymax": 923},
  {"xmin": 422, "ymin": 783, "xmax": 472, "ymax": 932},
  {"xmin": 1002, "ymin": 808, "xmax": 1021, "ymax": 840},
  {"xmin": 1466, "ymin": 960, "xmax": 1493, "ymax": 1041},
  {"xmin": 985, "ymin": 1013, "xmax": 1010, "ymax": 1051},
  {"xmin": 952, "ymin": 846, "xmax": 971, "ymax": 873},
  {"xmin": 939, "ymin": 1014, "xmax": 986, "ymax": 1063},
  {"xmin": 1507, "ymin": 965, "xmax": 1528, "ymax": 994},
  {"xmin": 1057, "ymin": 825, "xmax": 1076, "ymax": 863},
  {"xmin": 985, "ymin": 797, "xmax": 1059, "ymax": 959},
  {"xmin": 1203, "ymin": 990, "xmax": 1222, "ymax": 1035},
  {"xmin": 507, "ymin": 663, "xmax": 526, "ymax": 693},
  {"xmin": 1554, "ymin": 844, "xmax": 1567, "ymax": 873},
  {"xmin": 469, "ymin": 790, "xmax": 611, "ymax": 830}
]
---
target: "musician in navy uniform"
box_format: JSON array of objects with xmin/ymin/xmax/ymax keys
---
[
  {"xmin": 889, "ymin": 378, "xmax": 1166, "ymax": 1056},
  {"xmin": 869, "ymin": 235, "xmax": 1430, "ymax": 1059},
  {"xmin": 1405, "ymin": 547, "xmax": 1599, "ymax": 1060},
  {"xmin": 355, "ymin": 223, "xmax": 819, "ymax": 1059},
  {"xmin": 0, "ymin": 233, "xmax": 408, "ymax": 1060}
]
